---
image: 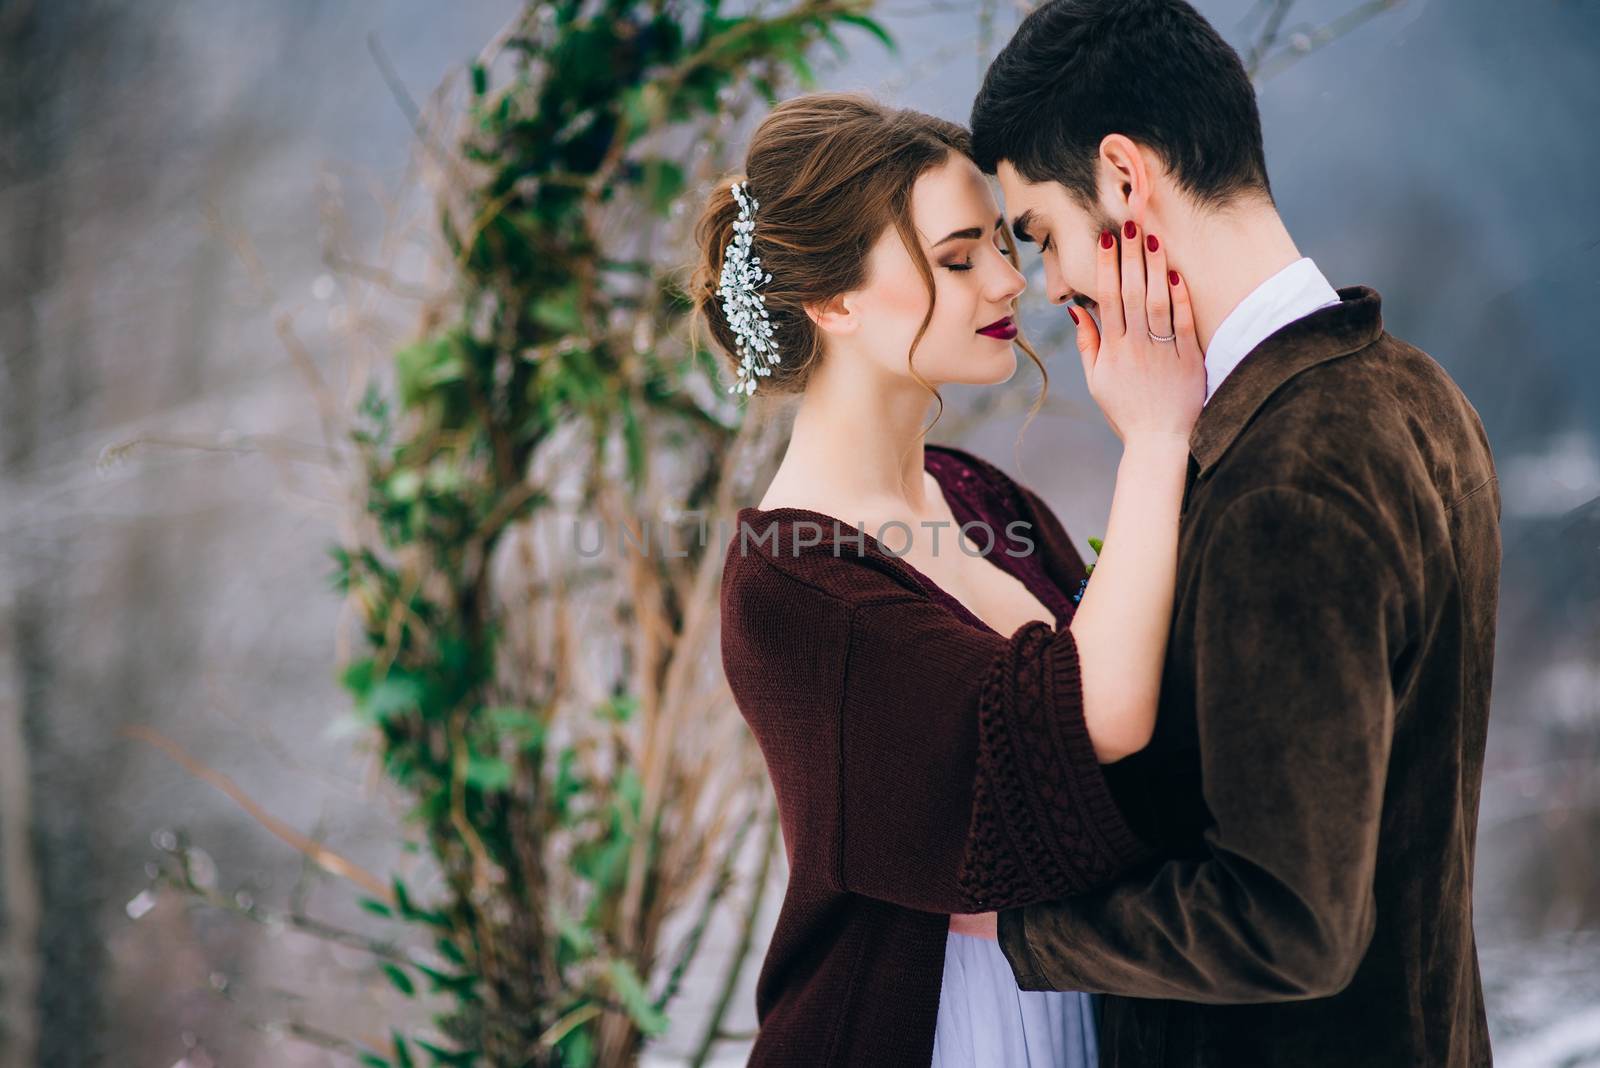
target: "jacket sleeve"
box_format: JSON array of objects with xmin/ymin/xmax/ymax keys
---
[
  {"xmin": 997, "ymin": 487, "xmax": 1408, "ymax": 1001},
  {"xmin": 721, "ymin": 549, "xmax": 1151, "ymax": 916}
]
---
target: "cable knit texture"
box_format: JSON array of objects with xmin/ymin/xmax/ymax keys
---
[
  {"xmin": 961, "ymin": 620, "xmax": 1148, "ymax": 910},
  {"xmin": 719, "ymin": 443, "xmax": 1152, "ymax": 1068}
]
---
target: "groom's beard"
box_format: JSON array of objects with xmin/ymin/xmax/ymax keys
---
[{"xmin": 1070, "ymin": 291, "xmax": 1101, "ymax": 327}]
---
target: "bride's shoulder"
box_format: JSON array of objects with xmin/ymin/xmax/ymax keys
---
[{"xmin": 721, "ymin": 508, "xmax": 925, "ymax": 612}]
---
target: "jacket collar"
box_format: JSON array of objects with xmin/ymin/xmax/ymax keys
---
[{"xmin": 1189, "ymin": 285, "xmax": 1385, "ymax": 478}]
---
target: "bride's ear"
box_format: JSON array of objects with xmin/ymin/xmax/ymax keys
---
[{"xmin": 804, "ymin": 292, "xmax": 860, "ymax": 338}]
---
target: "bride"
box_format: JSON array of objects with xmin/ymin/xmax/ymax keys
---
[{"xmin": 700, "ymin": 91, "xmax": 1203, "ymax": 1067}]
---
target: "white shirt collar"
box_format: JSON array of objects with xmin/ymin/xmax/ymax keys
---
[{"xmin": 1203, "ymin": 257, "xmax": 1342, "ymax": 405}]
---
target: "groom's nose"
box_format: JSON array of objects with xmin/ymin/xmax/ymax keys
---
[
  {"xmin": 1048, "ymin": 282, "xmax": 1082, "ymax": 307},
  {"xmin": 1041, "ymin": 253, "xmax": 1076, "ymax": 307}
]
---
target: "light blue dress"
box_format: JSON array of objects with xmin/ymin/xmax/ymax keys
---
[{"xmin": 929, "ymin": 930, "xmax": 1100, "ymax": 1067}]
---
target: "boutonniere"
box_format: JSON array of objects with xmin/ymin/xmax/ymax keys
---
[{"xmin": 1072, "ymin": 536, "xmax": 1103, "ymax": 605}]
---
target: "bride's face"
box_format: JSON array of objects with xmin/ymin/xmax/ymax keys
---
[{"xmin": 831, "ymin": 153, "xmax": 1027, "ymax": 388}]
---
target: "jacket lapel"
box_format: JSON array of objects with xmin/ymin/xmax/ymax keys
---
[{"xmin": 1188, "ymin": 285, "xmax": 1386, "ymax": 480}]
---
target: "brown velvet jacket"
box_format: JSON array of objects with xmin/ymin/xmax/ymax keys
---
[{"xmin": 998, "ymin": 285, "xmax": 1502, "ymax": 1066}]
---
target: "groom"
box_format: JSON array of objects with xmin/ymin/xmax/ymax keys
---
[{"xmin": 970, "ymin": 1, "xmax": 1500, "ymax": 1065}]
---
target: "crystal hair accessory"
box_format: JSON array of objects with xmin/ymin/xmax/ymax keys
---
[{"xmin": 718, "ymin": 180, "xmax": 780, "ymax": 396}]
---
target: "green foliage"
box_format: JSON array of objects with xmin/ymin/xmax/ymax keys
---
[
  {"xmin": 384, "ymin": 962, "xmax": 418, "ymax": 997},
  {"xmin": 606, "ymin": 959, "xmax": 670, "ymax": 1037},
  {"xmin": 328, "ymin": 1, "xmax": 892, "ymax": 1064}
]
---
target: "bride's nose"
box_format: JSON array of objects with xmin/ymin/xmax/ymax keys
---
[{"xmin": 987, "ymin": 254, "xmax": 1026, "ymax": 303}]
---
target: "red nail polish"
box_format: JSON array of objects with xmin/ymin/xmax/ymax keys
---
[
  {"xmin": 1068, "ymin": 306, "xmax": 1080, "ymax": 324},
  {"xmin": 1146, "ymin": 234, "xmax": 1159, "ymax": 253},
  {"xmin": 1123, "ymin": 220, "xmax": 1137, "ymax": 240},
  {"xmin": 1100, "ymin": 230, "xmax": 1114, "ymax": 249},
  {"xmin": 1169, "ymin": 269, "xmax": 1180, "ymax": 286}
]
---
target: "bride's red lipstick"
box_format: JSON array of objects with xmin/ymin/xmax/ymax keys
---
[{"xmin": 977, "ymin": 315, "xmax": 1017, "ymax": 340}]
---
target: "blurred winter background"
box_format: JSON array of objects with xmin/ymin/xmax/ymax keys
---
[{"xmin": 0, "ymin": 0, "xmax": 1595, "ymax": 1065}]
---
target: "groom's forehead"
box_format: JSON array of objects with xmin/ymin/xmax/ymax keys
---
[
  {"xmin": 996, "ymin": 163, "xmax": 1082, "ymax": 227},
  {"xmin": 996, "ymin": 171, "xmax": 1049, "ymax": 239},
  {"xmin": 995, "ymin": 161, "xmax": 1042, "ymax": 210}
]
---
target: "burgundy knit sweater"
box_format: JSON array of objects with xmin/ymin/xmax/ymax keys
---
[{"xmin": 718, "ymin": 443, "xmax": 1153, "ymax": 1067}]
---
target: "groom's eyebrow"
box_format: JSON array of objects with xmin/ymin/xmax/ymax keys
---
[
  {"xmin": 1011, "ymin": 209, "xmax": 1039, "ymax": 244},
  {"xmin": 932, "ymin": 215, "xmax": 1004, "ymax": 247}
]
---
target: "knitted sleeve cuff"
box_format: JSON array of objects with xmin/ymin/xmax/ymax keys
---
[{"xmin": 957, "ymin": 620, "xmax": 1153, "ymax": 910}]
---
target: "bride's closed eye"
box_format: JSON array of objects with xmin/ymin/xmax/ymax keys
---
[{"xmin": 944, "ymin": 235, "xmax": 1009, "ymax": 272}]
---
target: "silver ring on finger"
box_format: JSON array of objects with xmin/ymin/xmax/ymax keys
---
[{"xmin": 1148, "ymin": 327, "xmax": 1176, "ymax": 343}]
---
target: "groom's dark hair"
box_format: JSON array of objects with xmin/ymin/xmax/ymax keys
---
[{"xmin": 970, "ymin": 0, "xmax": 1271, "ymax": 211}]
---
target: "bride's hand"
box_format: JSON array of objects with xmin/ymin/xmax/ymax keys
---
[{"xmin": 1070, "ymin": 220, "xmax": 1205, "ymax": 445}]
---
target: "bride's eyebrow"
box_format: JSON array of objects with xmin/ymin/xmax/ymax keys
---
[{"xmin": 932, "ymin": 215, "xmax": 1004, "ymax": 247}]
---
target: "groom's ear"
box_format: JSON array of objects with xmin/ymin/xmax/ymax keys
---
[{"xmin": 1098, "ymin": 133, "xmax": 1154, "ymax": 218}]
